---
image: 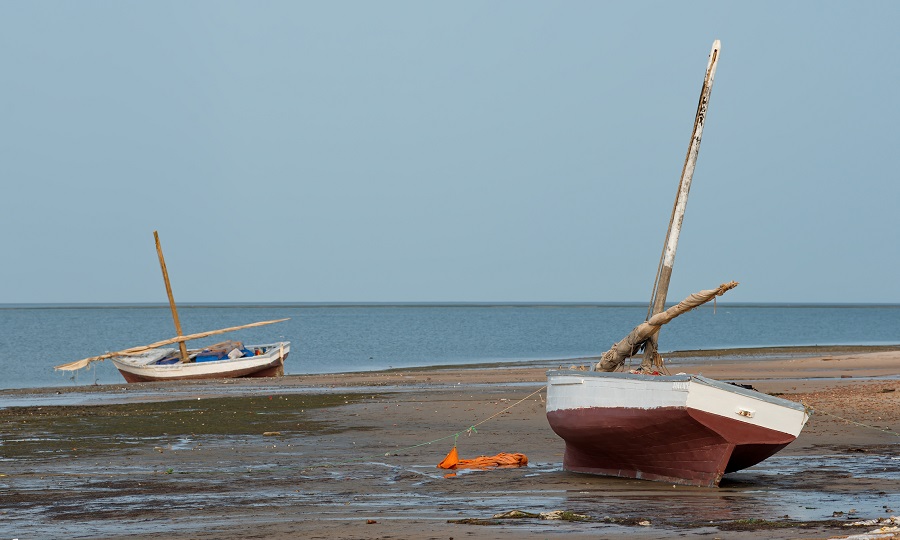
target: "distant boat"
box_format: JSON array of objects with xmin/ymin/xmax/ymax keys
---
[
  {"xmin": 110, "ymin": 340, "xmax": 290, "ymax": 383},
  {"xmin": 54, "ymin": 232, "xmax": 290, "ymax": 383},
  {"xmin": 544, "ymin": 41, "xmax": 810, "ymax": 487}
]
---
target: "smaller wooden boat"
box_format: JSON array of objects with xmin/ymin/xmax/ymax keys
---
[
  {"xmin": 54, "ymin": 232, "xmax": 292, "ymax": 383},
  {"xmin": 110, "ymin": 340, "xmax": 290, "ymax": 383}
]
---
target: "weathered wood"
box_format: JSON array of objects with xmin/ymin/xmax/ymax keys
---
[
  {"xmin": 642, "ymin": 40, "xmax": 721, "ymax": 370},
  {"xmin": 597, "ymin": 282, "xmax": 737, "ymax": 372},
  {"xmin": 53, "ymin": 318, "xmax": 290, "ymax": 371},
  {"xmin": 154, "ymin": 230, "xmax": 190, "ymax": 364}
]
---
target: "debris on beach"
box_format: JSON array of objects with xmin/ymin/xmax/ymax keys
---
[
  {"xmin": 458, "ymin": 510, "xmax": 592, "ymax": 525},
  {"xmin": 846, "ymin": 517, "xmax": 900, "ymax": 527},
  {"xmin": 833, "ymin": 516, "xmax": 900, "ymax": 540},
  {"xmin": 437, "ymin": 446, "xmax": 528, "ymax": 470},
  {"xmin": 492, "ymin": 510, "xmax": 539, "ymax": 519},
  {"xmin": 539, "ymin": 510, "xmax": 591, "ymax": 521}
]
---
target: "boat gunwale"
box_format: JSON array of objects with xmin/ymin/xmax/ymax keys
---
[
  {"xmin": 547, "ymin": 369, "xmax": 808, "ymax": 412},
  {"xmin": 110, "ymin": 341, "xmax": 290, "ymax": 370}
]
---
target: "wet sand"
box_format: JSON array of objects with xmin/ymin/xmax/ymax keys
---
[{"xmin": 1, "ymin": 347, "xmax": 898, "ymax": 539}]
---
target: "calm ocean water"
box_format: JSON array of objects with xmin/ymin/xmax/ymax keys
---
[{"xmin": 0, "ymin": 303, "xmax": 898, "ymax": 390}]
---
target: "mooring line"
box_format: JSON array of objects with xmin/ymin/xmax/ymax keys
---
[
  {"xmin": 803, "ymin": 402, "xmax": 900, "ymax": 437},
  {"xmin": 299, "ymin": 384, "xmax": 548, "ymax": 470}
]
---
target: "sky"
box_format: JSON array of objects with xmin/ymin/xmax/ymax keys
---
[{"xmin": 2, "ymin": 1, "xmax": 898, "ymax": 304}]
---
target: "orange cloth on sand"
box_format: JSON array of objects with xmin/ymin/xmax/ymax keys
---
[{"xmin": 437, "ymin": 446, "xmax": 528, "ymax": 470}]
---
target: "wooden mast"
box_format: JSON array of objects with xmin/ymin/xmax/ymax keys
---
[
  {"xmin": 640, "ymin": 40, "xmax": 720, "ymax": 371},
  {"xmin": 154, "ymin": 230, "xmax": 190, "ymax": 364}
]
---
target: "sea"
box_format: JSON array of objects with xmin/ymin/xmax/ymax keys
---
[{"xmin": 1, "ymin": 303, "xmax": 898, "ymax": 390}]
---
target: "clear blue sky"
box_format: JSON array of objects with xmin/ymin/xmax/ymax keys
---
[{"xmin": 2, "ymin": 2, "xmax": 898, "ymax": 304}]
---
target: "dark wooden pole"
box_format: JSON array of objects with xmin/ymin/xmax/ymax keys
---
[{"xmin": 154, "ymin": 231, "xmax": 190, "ymax": 364}]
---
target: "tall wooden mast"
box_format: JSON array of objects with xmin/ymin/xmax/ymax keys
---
[
  {"xmin": 154, "ymin": 230, "xmax": 190, "ymax": 364},
  {"xmin": 640, "ymin": 40, "xmax": 721, "ymax": 371}
]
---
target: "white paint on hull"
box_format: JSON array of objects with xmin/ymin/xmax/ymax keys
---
[
  {"xmin": 687, "ymin": 376, "xmax": 808, "ymax": 437},
  {"xmin": 547, "ymin": 372, "xmax": 689, "ymax": 412},
  {"xmin": 547, "ymin": 370, "xmax": 809, "ymax": 437},
  {"xmin": 111, "ymin": 342, "xmax": 290, "ymax": 381}
]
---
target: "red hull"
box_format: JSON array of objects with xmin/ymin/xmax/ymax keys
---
[
  {"xmin": 116, "ymin": 354, "xmax": 287, "ymax": 383},
  {"xmin": 546, "ymin": 405, "xmax": 796, "ymax": 487}
]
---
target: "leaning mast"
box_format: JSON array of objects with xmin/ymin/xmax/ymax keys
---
[
  {"xmin": 640, "ymin": 40, "xmax": 721, "ymax": 371},
  {"xmin": 154, "ymin": 230, "xmax": 190, "ymax": 364}
]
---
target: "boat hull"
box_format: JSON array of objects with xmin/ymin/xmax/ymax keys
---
[
  {"xmin": 111, "ymin": 342, "xmax": 290, "ymax": 383},
  {"xmin": 546, "ymin": 370, "xmax": 809, "ymax": 487}
]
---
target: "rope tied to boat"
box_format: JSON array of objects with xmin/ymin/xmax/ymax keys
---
[
  {"xmin": 302, "ymin": 385, "xmax": 547, "ymax": 471},
  {"xmin": 801, "ymin": 402, "xmax": 900, "ymax": 438}
]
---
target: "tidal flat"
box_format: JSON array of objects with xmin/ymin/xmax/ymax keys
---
[{"xmin": 1, "ymin": 349, "xmax": 898, "ymax": 539}]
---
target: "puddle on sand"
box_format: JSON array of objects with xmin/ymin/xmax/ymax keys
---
[
  {"xmin": 553, "ymin": 452, "xmax": 900, "ymax": 525},
  {"xmin": 4, "ymin": 451, "xmax": 898, "ymax": 538},
  {"xmin": 747, "ymin": 452, "xmax": 900, "ymax": 481},
  {"xmin": 322, "ymin": 455, "xmax": 899, "ymax": 525}
]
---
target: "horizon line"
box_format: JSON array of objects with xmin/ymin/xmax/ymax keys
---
[{"xmin": 2, "ymin": 301, "xmax": 900, "ymax": 309}]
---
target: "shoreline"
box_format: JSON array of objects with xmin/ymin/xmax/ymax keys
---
[
  {"xmin": 3, "ymin": 343, "xmax": 899, "ymax": 401},
  {"xmin": 2, "ymin": 347, "xmax": 898, "ymax": 539}
]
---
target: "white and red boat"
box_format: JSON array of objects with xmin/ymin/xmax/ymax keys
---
[
  {"xmin": 546, "ymin": 370, "xmax": 809, "ymax": 487},
  {"xmin": 54, "ymin": 232, "xmax": 291, "ymax": 383},
  {"xmin": 110, "ymin": 340, "xmax": 290, "ymax": 383},
  {"xmin": 545, "ymin": 41, "xmax": 809, "ymax": 487}
]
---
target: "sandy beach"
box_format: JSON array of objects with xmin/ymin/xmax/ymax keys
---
[{"xmin": 2, "ymin": 347, "xmax": 898, "ymax": 539}]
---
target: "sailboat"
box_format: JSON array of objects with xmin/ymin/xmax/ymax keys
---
[
  {"xmin": 55, "ymin": 232, "xmax": 291, "ymax": 383},
  {"xmin": 545, "ymin": 41, "xmax": 809, "ymax": 487},
  {"xmin": 106, "ymin": 338, "xmax": 290, "ymax": 383}
]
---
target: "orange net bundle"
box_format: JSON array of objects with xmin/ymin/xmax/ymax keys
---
[{"xmin": 437, "ymin": 446, "xmax": 528, "ymax": 470}]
